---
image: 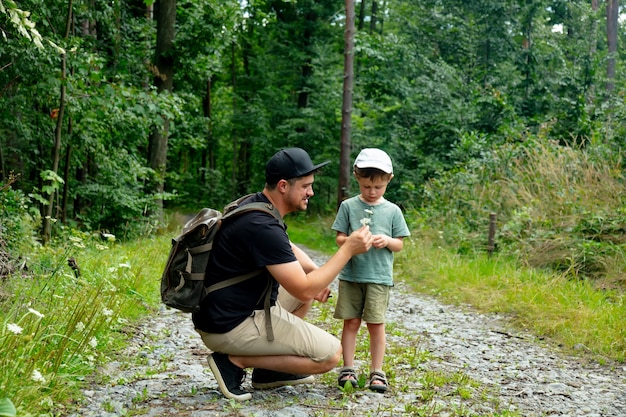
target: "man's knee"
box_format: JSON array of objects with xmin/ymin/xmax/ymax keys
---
[{"xmin": 317, "ymin": 345, "xmax": 342, "ymax": 373}]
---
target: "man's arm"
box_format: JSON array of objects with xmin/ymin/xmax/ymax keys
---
[
  {"xmin": 291, "ymin": 242, "xmax": 318, "ymax": 274},
  {"xmin": 268, "ymin": 225, "xmax": 372, "ymax": 302}
]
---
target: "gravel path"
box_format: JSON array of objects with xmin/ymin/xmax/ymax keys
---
[{"xmin": 69, "ymin": 248, "xmax": 626, "ymax": 417}]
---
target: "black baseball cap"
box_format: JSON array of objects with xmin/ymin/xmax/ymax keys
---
[{"xmin": 265, "ymin": 148, "xmax": 330, "ymax": 184}]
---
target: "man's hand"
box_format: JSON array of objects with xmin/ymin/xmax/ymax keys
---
[
  {"xmin": 344, "ymin": 225, "xmax": 373, "ymax": 255},
  {"xmin": 314, "ymin": 287, "xmax": 332, "ymax": 302}
]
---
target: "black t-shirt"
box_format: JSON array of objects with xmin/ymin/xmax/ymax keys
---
[{"xmin": 191, "ymin": 193, "xmax": 296, "ymax": 333}]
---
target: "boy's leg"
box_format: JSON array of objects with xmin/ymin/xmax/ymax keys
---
[
  {"xmin": 334, "ymin": 280, "xmax": 366, "ymax": 387},
  {"xmin": 337, "ymin": 318, "xmax": 360, "ymax": 388},
  {"xmin": 367, "ymin": 322, "xmax": 386, "ymax": 372},
  {"xmin": 362, "ymin": 284, "xmax": 391, "ymax": 391},
  {"xmin": 341, "ymin": 318, "xmax": 361, "ymax": 367}
]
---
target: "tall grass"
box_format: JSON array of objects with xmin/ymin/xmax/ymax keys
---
[
  {"xmin": 422, "ymin": 136, "xmax": 626, "ymax": 286},
  {"xmin": 395, "ymin": 238, "xmax": 626, "ymax": 363},
  {"xmin": 0, "ymin": 230, "xmax": 167, "ymax": 416}
]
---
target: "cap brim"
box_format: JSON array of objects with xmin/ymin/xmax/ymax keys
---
[{"xmin": 303, "ymin": 160, "xmax": 331, "ymax": 176}]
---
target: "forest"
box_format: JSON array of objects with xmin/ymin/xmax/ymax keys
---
[
  {"xmin": 1, "ymin": 0, "xmax": 624, "ymax": 237},
  {"xmin": 2, "ymin": 1, "xmax": 626, "ymax": 415}
]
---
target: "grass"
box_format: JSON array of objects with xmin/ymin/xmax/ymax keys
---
[
  {"xmin": 0, "ymin": 230, "xmax": 168, "ymax": 416},
  {"xmin": 394, "ymin": 236, "xmax": 626, "ymax": 363}
]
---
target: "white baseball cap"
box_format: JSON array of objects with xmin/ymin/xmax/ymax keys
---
[{"xmin": 354, "ymin": 148, "xmax": 393, "ymax": 174}]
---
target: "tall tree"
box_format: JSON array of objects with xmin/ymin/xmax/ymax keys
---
[
  {"xmin": 338, "ymin": 0, "xmax": 355, "ymax": 206},
  {"xmin": 606, "ymin": 0, "xmax": 618, "ymax": 93},
  {"xmin": 42, "ymin": 0, "xmax": 73, "ymax": 244},
  {"xmin": 148, "ymin": 0, "xmax": 176, "ymax": 219}
]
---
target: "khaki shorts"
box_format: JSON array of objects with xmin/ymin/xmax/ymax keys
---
[
  {"xmin": 197, "ymin": 286, "xmax": 340, "ymax": 363},
  {"xmin": 333, "ymin": 280, "xmax": 391, "ymax": 324}
]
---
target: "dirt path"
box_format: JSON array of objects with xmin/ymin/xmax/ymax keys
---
[{"xmin": 68, "ymin": 248, "xmax": 626, "ymax": 417}]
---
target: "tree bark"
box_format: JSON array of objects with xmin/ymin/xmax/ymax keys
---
[
  {"xmin": 357, "ymin": 0, "xmax": 366, "ymax": 30},
  {"xmin": 370, "ymin": 1, "xmax": 377, "ymax": 34},
  {"xmin": 42, "ymin": 0, "xmax": 73, "ymax": 244},
  {"xmin": 230, "ymin": 41, "xmax": 237, "ymax": 198},
  {"xmin": 201, "ymin": 76, "xmax": 214, "ymax": 182},
  {"xmin": 606, "ymin": 0, "xmax": 618, "ymax": 93},
  {"xmin": 587, "ymin": 0, "xmax": 598, "ymax": 104},
  {"xmin": 338, "ymin": 0, "xmax": 355, "ymax": 208},
  {"xmin": 148, "ymin": 0, "xmax": 176, "ymax": 219}
]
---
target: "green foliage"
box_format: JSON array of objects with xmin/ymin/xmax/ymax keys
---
[
  {"xmin": 420, "ymin": 134, "xmax": 626, "ymax": 286},
  {"xmin": 0, "ymin": 180, "xmax": 37, "ymax": 254},
  {"xmin": 0, "ymin": 397, "xmax": 16, "ymax": 417}
]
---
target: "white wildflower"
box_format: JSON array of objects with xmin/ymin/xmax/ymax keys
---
[
  {"xmin": 101, "ymin": 233, "xmax": 115, "ymax": 242},
  {"xmin": 39, "ymin": 397, "xmax": 54, "ymax": 408},
  {"xmin": 102, "ymin": 308, "xmax": 113, "ymax": 317},
  {"xmin": 360, "ymin": 208, "xmax": 374, "ymax": 226},
  {"xmin": 95, "ymin": 244, "xmax": 108, "ymax": 251},
  {"xmin": 118, "ymin": 263, "xmax": 131, "ymax": 269},
  {"xmin": 69, "ymin": 236, "xmax": 82, "ymax": 242},
  {"xmin": 7, "ymin": 323, "xmax": 23, "ymax": 334},
  {"xmin": 28, "ymin": 308, "xmax": 45, "ymax": 318},
  {"xmin": 89, "ymin": 336, "xmax": 98, "ymax": 348},
  {"xmin": 76, "ymin": 322, "xmax": 85, "ymax": 332},
  {"xmin": 31, "ymin": 369, "xmax": 46, "ymax": 383}
]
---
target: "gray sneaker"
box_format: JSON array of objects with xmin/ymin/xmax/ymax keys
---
[
  {"xmin": 207, "ymin": 353, "xmax": 252, "ymax": 401},
  {"xmin": 251, "ymin": 368, "xmax": 315, "ymax": 389}
]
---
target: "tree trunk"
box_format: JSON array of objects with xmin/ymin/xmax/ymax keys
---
[
  {"xmin": 201, "ymin": 76, "xmax": 214, "ymax": 182},
  {"xmin": 230, "ymin": 41, "xmax": 237, "ymax": 198},
  {"xmin": 606, "ymin": 0, "xmax": 617, "ymax": 93},
  {"xmin": 148, "ymin": 0, "xmax": 176, "ymax": 219},
  {"xmin": 357, "ymin": 0, "xmax": 366, "ymax": 30},
  {"xmin": 42, "ymin": 0, "xmax": 73, "ymax": 244},
  {"xmin": 369, "ymin": 1, "xmax": 377, "ymax": 34},
  {"xmin": 61, "ymin": 134, "xmax": 72, "ymax": 223},
  {"xmin": 587, "ymin": 0, "xmax": 598, "ymax": 104},
  {"xmin": 338, "ymin": 0, "xmax": 355, "ymax": 208}
]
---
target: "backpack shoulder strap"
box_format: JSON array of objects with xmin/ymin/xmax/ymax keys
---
[
  {"xmin": 205, "ymin": 270, "xmax": 262, "ymax": 294},
  {"xmin": 222, "ymin": 201, "xmax": 284, "ymax": 229}
]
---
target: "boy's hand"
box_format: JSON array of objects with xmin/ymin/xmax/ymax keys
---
[{"xmin": 372, "ymin": 234, "xmax": 389, "ymax": 249}]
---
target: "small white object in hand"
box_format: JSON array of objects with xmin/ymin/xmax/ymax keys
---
[{"xmin": 360, "ymin": 208, "xmax": 374, "ymax": 226}]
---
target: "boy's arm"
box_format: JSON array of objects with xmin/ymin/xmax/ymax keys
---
[{"xmin": 335, "ymin": 231, "xmax": 348, "ymax": 247}]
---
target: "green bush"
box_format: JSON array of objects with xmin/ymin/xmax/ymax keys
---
[
  {"xmin": 0, "ymin": 181, "xmax": 37, "ymax": 255},
  {"xmin": 418, "ymin": 136, "xmax": 626, "ymax": 287}
]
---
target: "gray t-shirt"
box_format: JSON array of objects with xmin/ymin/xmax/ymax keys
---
[{"xmin": 332, "ymin": 196, "xmax": 410, "ymax": 286}]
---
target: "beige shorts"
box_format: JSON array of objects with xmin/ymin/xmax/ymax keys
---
[
  {"xmin": 197, "ymin": 286, "xmax": 340, "ymax": 362},
  {"xmin": 333, "ymin": 280, "xmax": 391, "ymax": 324}
]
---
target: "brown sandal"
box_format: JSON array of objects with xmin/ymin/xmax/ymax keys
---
[
  {"xmin": 337, "ymin": 366, "xmax": 358, "ymax": 388},
  {"xmin": 367, "ymin": 370, "xmax": 388, "ymax": 393}
]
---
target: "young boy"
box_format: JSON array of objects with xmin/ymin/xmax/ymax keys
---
[{"xmin": 332, "ymin": 148, "xmax": 410, "ymax": 393}]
